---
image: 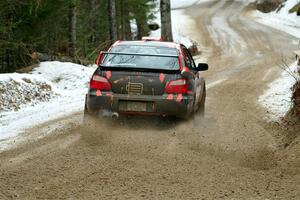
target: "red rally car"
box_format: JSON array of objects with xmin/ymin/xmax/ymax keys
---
[{"xmin": 84, "ymin": 39, "xmax": 208, "ymax": 119}]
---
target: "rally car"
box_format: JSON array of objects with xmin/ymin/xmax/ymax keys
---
[{"xmin": 84, "ymin": 38, "xmax": 208, "ymax": 119}]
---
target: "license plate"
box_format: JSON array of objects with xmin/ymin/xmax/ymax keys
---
[{"xmin": 119, "ymin": 101, "xmax": 147, "ymax": 112}]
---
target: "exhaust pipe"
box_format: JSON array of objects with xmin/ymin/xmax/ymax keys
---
[{"xmin": 111, "ymin": 112, "xmax": 119, "ymax": 119}]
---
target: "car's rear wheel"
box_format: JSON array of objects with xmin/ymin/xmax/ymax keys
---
[
  {"xmin": 83, "ymin": 97, "xmax": 118, "ymax": 125},
  {"xmin": 83, "ymin": 97, "xmax": 98, "ymax": 126},
  {"xmin": 198, "ymin": 91, "xmax": 206, "ymax": 116},
  {"xmin": 83, "ymin": 107, "xmax": 92, "ymax": 124},
  {"xmin": 198, "ymin": 99, "xmax": 205, "ymax": 116},
  {"xmin": 197, "ymin": 87, "xmax": 206, "ymax": 117}
]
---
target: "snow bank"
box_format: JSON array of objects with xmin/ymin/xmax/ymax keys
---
[
  {"xmin": 0, "ymin": 62, "xmax": 95, "ymax": 141},
  {"xmin": 33, "ymin": 62, "xmax": 93, "ymax": 92},
  {"xmin": 0, "ymin": 74, "xmax": 55, "ymax": 112},
  {"xmin": 252, "ymin": 0, "xmax": 300, "ymax": 38},
  {"xmin": 259, "ymin": 62, "xmax": 300, "ymax": 121},
  {"xmin": 254, "ymin": 0, "xmax": 300, "ymax": 121}
]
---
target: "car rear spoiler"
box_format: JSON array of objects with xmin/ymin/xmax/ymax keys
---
[{"xmin": 102, "ymin": 52, "xmax": 179, "ymax": 58}]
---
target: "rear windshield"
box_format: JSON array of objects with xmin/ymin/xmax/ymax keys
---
[{"xmin": 102, "ymin": 45, "xmax": 180, "ymax": 70}]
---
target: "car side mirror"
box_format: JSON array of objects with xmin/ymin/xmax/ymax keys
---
[{"xmin": 196, "ymin": 63, "xmax": 208, "ymax": 71}]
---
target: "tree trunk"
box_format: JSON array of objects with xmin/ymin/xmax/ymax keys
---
[
  {"xmin": 136, "ymin": 17, "xmax": 144, "ymax": 40},
  {"xmin": 68, "ymin": 1, "xmax": 77, "ymax": 58},
  {"xmin": 108, "ymin": 0, "xmax": 117, "ymax": 43},
  {"xmin": 120, "ymin": 0, "xmax": 125, "ymax": 39},
  {"xmin": 160, "ymin": 0, "xmax": 173, "ymax": 41},
  {"xmin": 89, "ymin": 0, "xmax": 96, "ymax": 43}
]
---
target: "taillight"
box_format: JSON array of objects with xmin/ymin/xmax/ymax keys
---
[
  {"xmin": 165, "ymin": 79, "xmax": 188, "ymax": 94},
  {"xmin": 90, "ymin": 75, "xmax": 111, "ymax": 91}
]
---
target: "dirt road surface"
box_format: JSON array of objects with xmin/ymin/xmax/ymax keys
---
[{"xmin": 1, "ymin": 1, "xmax": 299, "ymax": 199}]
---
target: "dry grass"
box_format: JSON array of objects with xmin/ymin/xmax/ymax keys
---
[
  {"xmin": 290, "ymin": 55, "xmax": 300, "ymax": 118},
  {"xmin": 291, "ymin": 69, "xmax": 300, "ymax": 117}
]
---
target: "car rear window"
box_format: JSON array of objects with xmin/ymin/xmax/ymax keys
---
[{"xmin": 102, "ymin": 45, "xmax": 180, "ymax": 70}]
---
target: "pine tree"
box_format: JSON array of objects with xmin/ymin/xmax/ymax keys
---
[{"xmin": 0, "ymin": 0, "xmax": 157, "ymax": 72}]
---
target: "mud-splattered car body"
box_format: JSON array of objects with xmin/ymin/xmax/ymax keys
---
[{"xmin": 84, "ymin": 40, "xmax": 208, "ymax": 118}]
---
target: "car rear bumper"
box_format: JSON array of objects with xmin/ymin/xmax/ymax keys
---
[{"xmin": 86, "ymin": 91, "xmax": 194, "ymax": 118}]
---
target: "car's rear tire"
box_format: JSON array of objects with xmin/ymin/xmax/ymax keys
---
[
  {"xmin": 83, "ymin": 97, "xmax": 97, "ymax": 126},
  {"xmin": 83, "ymin": 97, "xmax": 117, "ymax": 125},
  {"xmin": 198, "ymin": 100, "xmax": 205, "ymax": 116},
  {"xmin": 198, "ymin": 90, "xmax": 206, "ymax": 117}
]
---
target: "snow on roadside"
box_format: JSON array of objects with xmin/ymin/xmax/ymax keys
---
[
  {"xmin": 259, "ymin": 62, "xmax": 300, "ymax": 121},
  {"xmin": 254, "ymin": 0, "xmax": 300, "ymax": 121},
  {"xmin": 0, "ymin": 74, "xmax": 55, "ymax": 112},
  {"xmin": 251, "ymin": 0, "xmax": 300, "ymax": 39},
  {"xmin": 0, "ymin": 62, "xmax": 95, "ymax": 141}
]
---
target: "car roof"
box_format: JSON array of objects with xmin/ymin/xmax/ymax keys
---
[{"xmin": 113, "ymin": 40, "xmax": 180, "ymax": 49}]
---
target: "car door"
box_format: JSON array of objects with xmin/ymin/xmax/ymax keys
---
[{"xmin": 181, "ymin": 46, "xmax": 201, "ymax": 108}]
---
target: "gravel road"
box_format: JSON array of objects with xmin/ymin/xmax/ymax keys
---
[{"xmin": 0, "ymin": 1, "xmax": 299, "ymax": 199}]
